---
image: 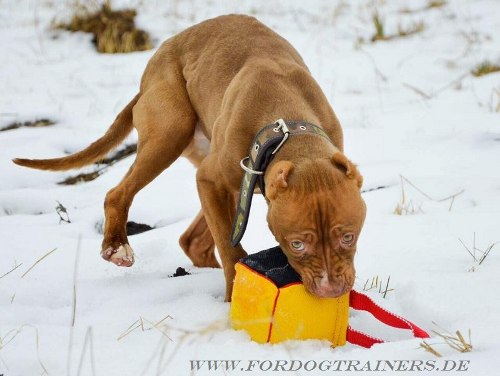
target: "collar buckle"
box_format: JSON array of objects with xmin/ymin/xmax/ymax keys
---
[{"xmin": 272, "ymin": 118, "xmax": 290, "ymax": 155}]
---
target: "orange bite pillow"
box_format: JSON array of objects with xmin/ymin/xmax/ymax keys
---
[{"xmin": 230, "ymin": 246, "xmax": 430, "ymax": 348}]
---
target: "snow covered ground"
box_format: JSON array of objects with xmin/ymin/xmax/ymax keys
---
[{"xmin": 1, "ymin": 0, "xmax": 499, "ymax": 375}]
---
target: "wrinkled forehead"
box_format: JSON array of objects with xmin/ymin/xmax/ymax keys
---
[{"xmin": 273, "ymin": 188, "xmax": 366, "ymax": 232}]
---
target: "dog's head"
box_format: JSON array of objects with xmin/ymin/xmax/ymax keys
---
[{"xmin": 265, "ymin": 152, "xmax": 366, "ymax": 298}]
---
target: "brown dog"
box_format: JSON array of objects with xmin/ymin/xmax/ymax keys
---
[{"xmin": 14, "ymin": 15, "xmax": 366, "ymax": 301}]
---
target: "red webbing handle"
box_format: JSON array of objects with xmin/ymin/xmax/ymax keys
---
[
  {"xmin": 346, "ymin": 290, "xmax": 430, "ymax": 348},
  {"xmin": 346, "ymin": 327, "xmax": 385, "ymax": 348}
]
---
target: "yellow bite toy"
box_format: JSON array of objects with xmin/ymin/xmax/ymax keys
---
[{"xmin": 230, "ymin": 246, "xmax": 430, "ymax": 348}]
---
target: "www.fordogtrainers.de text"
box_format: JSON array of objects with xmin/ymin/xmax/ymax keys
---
[{"xmin": 190, "ymin": 359, "xmax": 470, "ymax": 373}]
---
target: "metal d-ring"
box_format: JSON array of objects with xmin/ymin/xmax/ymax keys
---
[{"xmin": 240, "ymin": 157, "xmax": 264, "ymax": 175}]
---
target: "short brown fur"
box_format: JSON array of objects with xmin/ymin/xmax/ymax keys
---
[{"xmin": 13, "ymin": 15, "xmax": 366, "ymax": 301}]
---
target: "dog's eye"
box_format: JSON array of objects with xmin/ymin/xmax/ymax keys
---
[
  {"xmin": 290, "ymin": 240, "xmax": 305, "ymax": 251},
  {"xmin": 341, "ymin": 233, "xmax": 355, "ymax": 246}
]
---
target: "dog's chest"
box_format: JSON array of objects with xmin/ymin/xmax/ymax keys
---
[{"xmin": 193, "ymin": 123, "xmax": 210, "ymax": 156}]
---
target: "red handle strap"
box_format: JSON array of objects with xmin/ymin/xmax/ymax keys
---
[{"xmin": 346, "ymin": 290, "xmax": 430, "ymax": 348}]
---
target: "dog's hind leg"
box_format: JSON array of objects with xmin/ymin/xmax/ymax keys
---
[
  {"xmin": 179, "ymin": 210, "xmax": 220, "ymax": 268},
  {"xmin": 178, "ymin": 128, "xmax": 220, "ymax": 268},
  {"xmin": 101, "ymin": 82, "xmax": 197, "ymax": 267}
]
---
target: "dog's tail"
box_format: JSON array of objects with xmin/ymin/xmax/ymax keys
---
[{"xmin": 13, "ymin": 94, "xmax": 140, "ymax": 171}]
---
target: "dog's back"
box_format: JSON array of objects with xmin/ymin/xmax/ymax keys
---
[{"xmin": 139, "ymin": 15, "xmax": 342, "ymax": 152}]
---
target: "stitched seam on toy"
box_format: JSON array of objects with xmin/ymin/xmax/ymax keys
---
[
  {"xmin": 279, "ymin": 281, "xmax": 303, "ymax": 289},
  {"xmin": 266, "ymin": 289, "xmax": 281, "ymax": 343},
  {"xmin": 332, "ymin": 295, "xmax": 342, "ymax": 345}
]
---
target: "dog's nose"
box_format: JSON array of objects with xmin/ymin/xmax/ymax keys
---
[{"xmin": 312, "ymin": 274, "xmax": 346, "ymax": 298}]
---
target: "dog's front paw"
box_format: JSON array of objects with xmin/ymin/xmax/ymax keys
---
[{"xmin": 101, "ymin": 244, "xmax": 135, "ymax": 267}]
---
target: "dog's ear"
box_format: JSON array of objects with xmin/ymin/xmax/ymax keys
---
[
  {"xmin": 331, "ymin": 152, "xmax": 363, "ymax": 189},
  {"xmin": 266, "ymin": 161, "xmax": 295, "ymax": 200}
]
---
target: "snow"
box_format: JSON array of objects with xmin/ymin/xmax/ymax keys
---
[{"xmin": 1, "ymin": 0, "xmax": 499, "ymax": 375}]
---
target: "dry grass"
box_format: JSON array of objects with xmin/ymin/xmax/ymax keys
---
[
  {"xmin": 393, "ymin": 176, "xmax": 423, "ymax": 215},
  {"xmin": 117, "ymin": 315, "xmax": 174, "ymax": 341},
  {"xmin": 371, "ymin": 13, "xmax": 425, "ymax": 42},
  {"xmin": 400, "ymin": 0, "xmax": 447, "ymax": 14},
  {"xmin": 420, "ymin": 340, "xmax": 442, "ymax": 357},
  {"xmin": 371, "ymin": 12, "xmax": 386, "ymax": 42},
  {"xmin": 397, "ymin": 21, "xmax": 425, "ymax": 38},
  {"xmin": 433, "ymin": 329, "xmax": 472, "ymax": 353},
  {"xmin": 459, "ymin": 233, "xmax": 498, "ymax": 269},
  {"xmin": 67, "ymin": 237, "xmax": 82, "ymax": 375},
  {"xmin": 21, "ymin": 248, "xmax": 58, "ymax": 279},
  {"xmin": 426, "ymin": 0, "xmax": 447, "ymax": 9},
  {"xmin": 77, "ymin": 327, "xmax": 96, "ymax": 376},
  {"xmin": 362, "ymin": 275, "xmax": 394, "ymax": 298},
  {"xmin": 58, "ymin": 170, "xmax": 101, "ymax": 185},
  {"xmin": 0, "ymin": 118, "xmax": 55, "ymax": 132},
  {"xmin": 127, "ymin": 316, "xmax": 229, "ymax": 374},
  {"xmin": 0, "ymin": 262, "xmax": 23, "ymax": 279},
  {"xmin": 56, "ymin": 1, "xmax": 152, "ymax": 54},
  {"xmin": 59, "ymin": 143, "xmax": 137, "ymax": 185},
  {"xmin": 96, "ymin": 143, "xmax": 137, "ymax": 166},
  {"xmin": 393, "ymin": 199, "xmax": 423, "ymax": 215},
  {"xmin": 421, "ymin": 323, "xmax": 472, "ymax": 357},
  {"xmin": 394, "ymin": 175, "xmax": 464, "ymax": 215},
  {"xmin": 72, "ymin": 237, "xmax": 82, "ymax": 327},
  {"xmin": 471, "ymin": 61, "xmax": 500, "ymax": 77},
  {"xmin": 0, "ymin": 325, "xmax": 48, "ymax": 374}
]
